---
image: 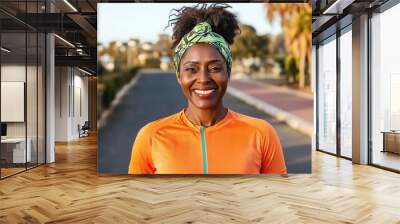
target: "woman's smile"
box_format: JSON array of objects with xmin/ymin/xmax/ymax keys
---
[
  {"xmin": 192, "ymin": 87, "xmax": 217, "ymax": 98},
  {"xmin": 190, "ymin": 83, "xmax": 219, "ymax": 107}
]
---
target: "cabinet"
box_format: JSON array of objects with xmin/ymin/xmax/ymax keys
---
[
  {"xmin": 0, "ymin": 138, "xmax": 32, "ymax": 164},
  {"xmin": 382, "ymin": 131, "xmax": 400, "ymax": 154}
]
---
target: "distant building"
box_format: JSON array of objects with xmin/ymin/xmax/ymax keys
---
[
  {"xmin": 99, "ymin": 54, "xmax": 114, "ymax": 72},
  {"xmin": 127, "ymin": 38, "xmax": 140, "ymax": 68},
  {"xmin": 101, "ymin": 34, "xmax": 173, "ymax": 70}
]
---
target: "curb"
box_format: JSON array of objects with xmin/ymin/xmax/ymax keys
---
[
  {"xmin": 97, "ymin": 71, "xmax": 143, "ymax": 129},
  {"xmin": 234, "ymin": 77, "xmax": 313, "ymax": 100},
  {"xmin": 227, "ymin": 86, "xmax": 313, "ymax": 137}
]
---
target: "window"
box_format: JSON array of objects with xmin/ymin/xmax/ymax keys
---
[
  {"xmin": 339, "ymin": 27, "xmax": 352, "ymax": 158},
  {"xmin": 317, "ymin": 35, "xmax": 337, "ymax": 154},
  {"xmin": 0, "ymin": 1, "xmax": 46, "ymax": 179},
  {"xmin": 370, "ymin": 3, "xmax": 400, "ymax": 171}
]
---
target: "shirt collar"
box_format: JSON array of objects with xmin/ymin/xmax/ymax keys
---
[{"xmin": 178, "ymin": 108, "xmax": 234, "ymax": 131}]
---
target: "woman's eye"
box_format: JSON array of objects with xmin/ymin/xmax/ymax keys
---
[
  {"xmin": 209, "ymin": 67, "xmax": 222, "ymax": 72},
  {"xmin": 184, "ymin": 67, "xmax": 196, "ymax": 73}
]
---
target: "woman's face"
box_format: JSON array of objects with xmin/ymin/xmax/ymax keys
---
[{"xmin": 177, "ymin": 43, "xmax": 229, "ymax": 110}]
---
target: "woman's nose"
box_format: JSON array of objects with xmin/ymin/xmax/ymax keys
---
[{"xmin": 197, "ymin": 68, "xmax": 211, "ymax": 83}]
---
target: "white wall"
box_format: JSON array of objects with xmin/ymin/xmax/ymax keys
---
[
  {"xmin": 55, "ymin": 67, "xmax": 89, "ymax": 141},
  {"xmin": 55, "ymin": 66, "xmax": 69, "ymax": 141},
  {"xmin": 1, "ymin": 65, "xmax": 26, "ymax": 81}
]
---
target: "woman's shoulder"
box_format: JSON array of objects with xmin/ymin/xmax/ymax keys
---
[
  {"xmin": 229, "ymin": 110, "xmax": 275, "ymax": 133},
  {"xmin": 138, "ymin": 111, "xmax": 181, "ymax": 136}
]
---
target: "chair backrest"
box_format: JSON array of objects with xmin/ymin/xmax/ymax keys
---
[{"xmin": 82, "ymin": 121, "xmax": 90, "ymax": 129}]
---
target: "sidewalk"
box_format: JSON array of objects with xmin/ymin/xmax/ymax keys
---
[{"xmin": 227, "ymin": 78, "xmax": 313, "ymax": 136}]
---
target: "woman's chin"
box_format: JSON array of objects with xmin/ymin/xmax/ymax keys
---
[{"xmin": 192, "ymin": 100, "xmax": 219, "ymax": 110}]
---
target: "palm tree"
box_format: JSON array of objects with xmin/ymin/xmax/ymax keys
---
[{"xmin": 265, "ymin": 3, "xmax": 311, "ymax": 88}]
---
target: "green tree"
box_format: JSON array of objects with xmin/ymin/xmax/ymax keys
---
[
  {"xmin": 98, "ymin": 62, "xmax": 105, "ymax": 76},
  {"xmin": 265, "ymin": 4, "xmax": 312, "ymax": 88},
  {"xmin": 231, "ymin": 24, "xmax": 270, "ymax": 60}
]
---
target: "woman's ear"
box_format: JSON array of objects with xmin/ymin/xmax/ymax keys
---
[{"xmin": 176, "ymin": 71, "xmax": 182, "ymax": 85}]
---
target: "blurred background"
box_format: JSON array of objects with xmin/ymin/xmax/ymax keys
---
[{"xmin": 97, "ymin": 3, "xmax": 312, "ymax": 174}]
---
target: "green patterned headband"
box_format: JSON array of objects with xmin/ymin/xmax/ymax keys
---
[{"xmin": 173, "ymin": 22, "xmax": 232, "ymax": 73}]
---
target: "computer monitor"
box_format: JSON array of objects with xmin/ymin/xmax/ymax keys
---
[{"xmin": 1, "ymin": 123, "xmax": 7, "ymax": 137}]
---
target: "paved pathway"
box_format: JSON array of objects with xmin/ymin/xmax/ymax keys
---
[
  {"xmin": 229, "ymin": 79, "xmax": 313, "ymax": 136},
  {"xmin": 98, "ymin": 70, "xmax": 311, "ymax": 174}
]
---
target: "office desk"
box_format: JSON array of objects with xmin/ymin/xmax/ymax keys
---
[{"xmin": 1, "ymin": 138, "xmax": 31, "ymax": 163}]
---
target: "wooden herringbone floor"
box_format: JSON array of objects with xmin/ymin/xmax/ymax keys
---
[{"xmin": 1, "ymin": 135, "xmax": 400, "ymax": 223}]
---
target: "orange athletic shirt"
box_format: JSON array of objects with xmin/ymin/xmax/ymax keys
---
[{"xmin": 128, "ymin": 109, "xmax": 287, "ymax": 174}]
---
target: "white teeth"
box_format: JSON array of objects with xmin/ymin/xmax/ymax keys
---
[{"xmin": 194, "ymin": 89, "xmax": 214, "ymax": 95}]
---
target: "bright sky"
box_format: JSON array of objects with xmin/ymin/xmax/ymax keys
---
[{"xmin": 98, "ymin": 3, "xmax": 282, "ymax": 46}]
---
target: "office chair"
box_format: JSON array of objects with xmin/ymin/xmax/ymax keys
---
[{"xmin": 78, "ymin": 121, "xmax": 90, "ymax": 138}]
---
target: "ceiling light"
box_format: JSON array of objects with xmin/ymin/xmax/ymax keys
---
[
  {"xmin": 1, "ymin": 47, "xmax": 11, "ymax": 53},
  {"xmin": 54, "ymin": 34, "xmax": 75, "ymax": 48},
  {"xmin": 322, "ymin": 0, "xmax": 355, "ymax": 15},
  {"xmin": 63, "ymin": 0, "xmax": 78, "ymax": 12},
  {"xmin": 78, "ymin": 67, "xmax": 93, "ymax": 76}
]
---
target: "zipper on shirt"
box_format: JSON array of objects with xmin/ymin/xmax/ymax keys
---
[{"xmin": 200, "ymin": 126, "xmax": 208, "ymax": 174}]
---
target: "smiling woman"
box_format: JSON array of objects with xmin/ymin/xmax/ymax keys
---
[
  {"xmin": 179, "ymin": 43, "xmax": 228, "ymax": 118},
  {"xmin": 128, "ymin": 3, "xmax": 287, "ymax": 174}
]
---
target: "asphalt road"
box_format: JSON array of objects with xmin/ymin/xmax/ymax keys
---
[{"xmin": 98, "ymin": 70, "xmax": 311, "ymax": 174}]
